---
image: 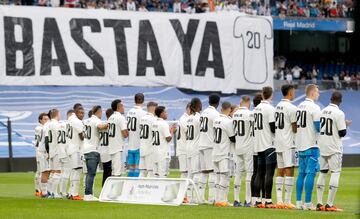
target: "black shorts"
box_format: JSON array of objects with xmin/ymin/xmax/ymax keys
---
[{"xmin": 258, "ymin": 148, "xmax": 277, "ymax": 165}]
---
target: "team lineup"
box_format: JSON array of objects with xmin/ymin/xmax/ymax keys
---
[{"xmin": 33, "ymin": 85, "xmax": 350, "ymax": 212}]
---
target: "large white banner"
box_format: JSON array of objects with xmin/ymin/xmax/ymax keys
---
[
  {"xmin": 0, "ymin": 6, "xmax": 273, "ymax": 93},
  {"xmin": 99, "ymin": 177, "xmax": 199, "ymax": 206}
]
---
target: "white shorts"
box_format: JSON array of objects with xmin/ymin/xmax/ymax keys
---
[
  {"xmin": 320, "ymin": 153, "xmax": 342, "ymax": 172},
  {"xmin": 213, "ymin": 158, "xmax": 229, "ymax": 173},
  {"xmin": 199, "ymin": 148, "xmax": 213, "ymax": 171},
  {"xmin": 60, "ymin": 157, "xmax": 71, "ymax": 170},
  {"xmin": 177, "ymin": 154, "xmax": 187, "ymax": 172},
  {"xmin": 139, "ymin": 154, "xmax": 154, "ymax": 171},
  {"xmin": 277, "ymin": 148, "xmax": 297, "ymax": 169},
  {"xmin": 99, "ymin": 146, "xmax": 111, "ymax": 163},
  {"xmin": 154, "ymin": 158, "xmax": 169, "ymax": 177},
  {"xmin": 69, "ymin": 152, "xmax": 82, "ymax": 169},
  {"xmin": 235, "ymin": 152, "xmax": 253, "ymax": 173},
  {"xmin": 187, "ymin": 154, "xmax": 200, "ymax": 174},
  {"xmin": 39, "ymin": 153, "xmax": 50, "ymax": 172},
  {"xmin": 110, "ymin": 151, "xmax": 123, "ymax": 176},
  {"xmin": 49, "ymin": 155, "xmax": 61, "ymax": 171}
]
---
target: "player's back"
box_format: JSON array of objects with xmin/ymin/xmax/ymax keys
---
[
  {"xmin": 318, "ymin": 104, "xmax": 346, "ymax": 156},
  {"xmin": 34, "ymin": 124, "xmax": 43, "ymax": 149},
  {"xmin": 139, "ymin": 113, "xmax": 157, "ymax": 156},
  {"xmin": 108, "ymin": 112, "xmax": 127, "ymax": 154},
  {"xmin": 83, "ymin": 115, "xmax": 102, "ymax": 154},
  {"xmin": 212, "ymin": 114, "xmax": 234, "ymax": 162},
  {"xmin": 126, "ymin": 106, "xmax": 147, "ymax": 150},
  {"xmin": 48, "ymin": 119, "xmax": 61, "ymax": 158},
  {"xmin": 176, "ymin": 113, "xmax": 188, "ymax": 156},
  {"xmin": 67, "ymin": 114, "xmax": 84, "ymax": 155},
  {"xmin": 232, "ymin": 107, "xmax": 254, "ymax": 155},
  {"xmin": 199, "ymin": 106, "xmax": 219, "ymax": 150},
  {"xmin": 253, "ymin": 100, "xmax": 275, "ymax": 152},
  {"xmin": 186, "ymin": 112, "xmax": 201, "ymax": 157},
  {"xmin": 152, "ymin": 118, "xmax": 171, "ymax": 159},
  {"xmin": 57, "ymin": 121, "xmax": 68, "ymax": 159},
  {"xmin": 274, "ymin": 99, "xmax": 297, "ymax": 152},
  {"xmin": 295, "ymin": 98, "xmax": 321, "ymax": 151}
]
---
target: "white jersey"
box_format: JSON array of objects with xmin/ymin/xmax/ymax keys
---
[
  {"xmin": 34, "ymin": 124, "xmax": 43, "ymax": 149},
  {"xmin": 126, "ymin": 106, "xmax": 147, "ymax": 150},
  {"xmin": 318, "ymin": 104, "xmax": 347, "ymax": 156},
  {"xmin": 176, "ymin": 113, "xmax": 189, "ymax": 156},
  {"xmin": 83, "ymin": 115, "xmax": 103, "ymax": 154},
  {"xmin": 186, "ymin": 112, "xmax": 201, "ymax": 157},
  {"xmin": 253, "ymin": 100, "xmax": 275, "ymax": 152},
  {"xmin": 67, "ymin": 113, "xmax": 84, "ymax": 155},
  {"xmin": 108, "ymin": 112, "xmax": 128, "ymax": 154},
  {"xmin": 295, "ymin": 98, "xmax": 321, "ymax": 151},
  {"xmin": 233, "ymin": 16, "xmax": 273, "ymax": 84},
  {"xmin": 199, "ymin": 106, "xmax": 219, "ymax": 150},
  {"xmin": 139, "ymin": 113, "xmax": 157, "ymax": 157},
  {"xmin": 57, "ymin": 121, "xmax": 68, "ymax": 159},
  {"xmin": 152, "ymin": 118, "xmax": 171, "ymax": 160},
  {"xmin": 232, "ymin": 107, "xmax": 254, "ymax": 155},
  {"xmin": 212, "ymin": 114, "xmax": 235, "ymax": 162},
  {"xmin": 38, "ymin": 121, "xmax": 50, "ymax": 153},
  {"xmin": 274, "ymin": 99, "xmax": 297, "ymax": 152},
  {"xmin": 48, "ymin": 119, "xmax": 61, "ymax": 158},
  {"xmin": 99, "ymin": 121, "xmax": 110, "ymax": 163}
]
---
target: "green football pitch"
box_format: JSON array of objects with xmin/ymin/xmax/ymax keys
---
[{"xmin": 0, "ymin": 168, "xmax": 359, "ymax": 219}]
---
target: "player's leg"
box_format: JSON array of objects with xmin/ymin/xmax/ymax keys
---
[
  {"xmin": 276, "ymin": 152, "xmax": 285, "ymax": 206},
  {"xmin": 186, "ymin": 157, "xmax": 193, "ymax": 202},
  {"xmin": 303, "ymin": 147, "xmax": 320, "ymax": 209},
  {"xmin": 69, "ymin": 152, "xmax": 83, "ymax": 200},
  {"xmin": 254, "ymin": 152, "xmax": 266, "ymax": 207},
  {"xmin": 199, "ymin": 149, "xmax": 213, "ymax": 203},
  {"xmin": 59, "ymin": 158, "xmax": 71, "ymax": 198},
  {"xmin": 283, "ymin": 148, "xmax": 296, "ymax": 208},
  {"xmin": 84, "ymin": 152, "xmax": 100, "ymax": 201},
  {"xmin": 133, "ymin": 149, "xmax": 140, "ymax": 177},
  {"xmin": 127, "ymin": 150, "xmax": 134, "ymax": 177},
  {"xmin": 251, "ymin": 154, "xmax": 258, "ymax": 204},
  {"xmin": 178, "ymin": 154, "xmax": 187, "ymax": 179},
  {"xmin": 325, "ymin": 153, "xmax": 342, "ymax": 212},
  {"xmin": 296, "ymin": 152, "xmax": 307, "ymax": 208},
  {"xmin": 191, "ymin": 154, "xmax": 201, "ymax": 202},
  {"xmin": 264, "ymin": 148, "xmax": 277, "ymax": 208},
  {"xmin": 218, "ymin": 159, "xmax": 230, "ymax": 206},
  {"xmin": 213, "ymin": 161, "xmax": 221, "ymax": 205},
  {"xmin": 234, "ymin": 154, "xmax": 244, "ymax": 207},
  {"xmin": 244, "ymin": 152, "xmax": 253, "ymax": 207},
  {"xmin": 139, "ymin": 156, "xmax": 147, "ymax": 177},
  {"xmin": 316, "ymin": 155, "xmax": 328, "ymax": 211},
  {"xmin": 112, "ymin": 151, "xmax": 123, "ymax": 177},
  {"xmin": 146, "ymin": 154, "xmax": 154, "ymax": 178},
  {"xmin": 34, "ymin": 155, "xmax": 41, "ymax": 196},
  {"xmin": 102, "ymin": 161, "xmax": 112, "ymax": 186},
  {"xmin": 51, "ymin": 155, "xmax": 62, "ymax": 198}
]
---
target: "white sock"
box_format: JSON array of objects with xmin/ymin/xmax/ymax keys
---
[
  {"xmin": 41, "ymin": 182, "xmax": 47, "ymax": 196},
  {"xmin": 147, "ymin": 170, "xmax": 154, "ymax": 178},
  {"xmin": 245, "ymin": 172, "xmax": 252, "ymax": 204},
  {"xmin": 220, "ymin": 173, "xmax": 230, "ymax": 202},
  {"xmin": 186, "ymin": 173, "xmax": 193, "ymax": 201},
  {"xmin": 139, "ymin": 170, "xmax": 147, "ymax": 177},
  {"xmin": 208, "ymin": 173, "xmax": 216, "ymax": 203},
  {"xmin": 180, "ymin": 172, "xmax": 187, "ymax": 179},
  {"xmin": 60, "ymin": 168, "xmax": 70, "ymax": 195},
  {"xmin": 284, "ymin": 176, "xmax": 294, "ymax": 204},
  {"xmin": 198, "ymin": 173, "xmax": 208, "ymax": 202},
  {"xmin": 214, "ymin": 173, "xmax": 220, "ymax": 202},
  {"xmin": 52, "ymin": 172, "xmax": 61, "ymax": 195},
  {"xmin": 327, "ymin": 172, "xmax": 340, "ymax": 206},
  {"xmin": 70, "ymin": 169, "xmax": 81, "ymax": 196},
  {"xmin": 316, "ymin": 172, "xmax": 327, "ymax": 205},
  {"xmin": 233, "ymin": 171, "xmax": 242, "ymax": 202},
  {"xmin": 48, "ymin": 173, "xmax": 54, "ymax": 194},
  {"xmin": 192, "ymin": 173, "xmax": 200, "ymax": 201},
  {"xmin": 276, "ymin": 176, "xmax": 284, "ymax": 204},
  {"xmin": 35, "ymin": 171, "xmax": 41, "ymax": 192}
]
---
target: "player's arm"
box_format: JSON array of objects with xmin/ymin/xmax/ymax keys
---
[
  {"xmin": 165, "ymin": 123, "xmax": 175, "ymax": 143},
  {"xmin": 290, "ymin": 107, "xmax": 297, "ymax": 133},
  {"xmin": 119, "ymin": 117, "xmax": 129, "ymax": 138},
  {"xmin": 337, "ymin": 112, "xmax": 348, "ymax": 138},
  {"xmin": 312, "ymin": 107, "xmax": 321, "ymax": 133},
  {"xmin": 227, "ymin": 120, "xmax": 236, "ymax": 143},
  {"xmin": 97, "ymin": 121, "xmax": 108, "ymax": 130}
]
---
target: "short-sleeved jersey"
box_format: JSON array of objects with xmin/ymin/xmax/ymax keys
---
[
  {"xmin": 99, "ymin": 122, "xmax": 111, "ymax": 163},
  {"xmin": 233, "ymin": 16, "xmax": 273, "ymax": 84},
  {"xmin": 126, "ymin": 106, "xmax": 147, "ymax": 150},
  {"xmin": 186, "ymin": 112, "xmax": 201, "ymax": 157},
  {"xmin": 212, "ymin": 114, "xmax": 235, "ymax": 162},
  {"xmin": 83, "ymin": 115, "xmax": 103, "ymax": 154},
  {"xmin": 199, "ymin": 106, "xmax": 219, "ymax": 150},
  {"xmin": 295, "ymin": 98, "xmax": 321, "ymax": 151},
  {"xmin": 38, "ymin": 121, "xmax": 50, "ymax": 153},
  {"xmin": 139, "ymin": 113, "xmax": 157, "ymax": 157},
  {"xmin": 34, "ymin": 124, "xmax": 43, "ymax": 149},
  {"xmin": 253, "ymin": 100, "xmax": 275, "ymax": 152},
  {"xmin": 232, "ymin": 107, "xmax": 254, "ymax": 155},
  {"xmin": 48, "ymin": 119, "xmax": 62, "ymax": 158},
  {"xmin": 274, "ymin": 99, "xmax": 297, "ymax": 152},
  {"xmin": 67, "ymin": 113, "xmax": 84, "ymax": 155},
  {"xmin": 254, "ymin": 100, "xmax": 275, "ymax": 152},
  {"xmin": 152, "ymin": 118, "xmax": 171, "ymax": 159},
  {"xmin": 318, "ymin": 104, "xmax": 347, "ymax": 156},
  {"xmin": 57, "ymin": 121, "xmax": 68, "ymax": 159},
  {"xmin": 176, "ymin": 113, "xmax": 189, "ymax": 156},
  {"xmin": 108, "ymin": 112, "xmax": 128, "ymax": 155}
]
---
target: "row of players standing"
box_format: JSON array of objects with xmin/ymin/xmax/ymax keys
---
[{"xmin": 177, "ymin": 84, "xmax": 350, "ymax": 211}]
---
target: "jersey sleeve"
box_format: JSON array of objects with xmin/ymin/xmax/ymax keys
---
[
  {"xmin": 289, "ymin": 105, "xmax": 297, "ymax": 123},
  {"xmin": 336, "ymin": 111, "xmax": 347, "ymax": 131},
  {"xmin": 118, "ymin": 116, "xmax": 128, "ymax": 131},
  {"xmin": 162, "ymin": 122, "xmax": 171, "ymax": 138},
  {"xmin": 312, "ymin": 105, "xmax": 321, "ymax": 122},
  {"xmin": 73, "ymin": 119, "xmax": 84, "ymax": 133},
  {"xmin": 268, "ymin": 106, "xmax": 276, "ymax": 123},
  {"xmin": 225, "ymin": 119, "xmax": 235, "ymax": 137}
]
